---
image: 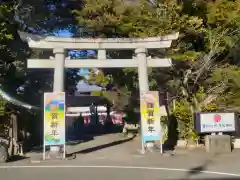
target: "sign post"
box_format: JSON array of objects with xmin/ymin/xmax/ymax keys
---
[
  {"xmin": 43, "ymin": 92, "xmax": 66, "ymax": 160},
  {"xmin": 195, "ymin": 112, "xmax": 236, "ymax": 153},
  {"xmin": 140, "ymin": 91, "xmax": 162, "ymax": 153},
  {"xmin": 195, "ymin": 112, "xmax": 236, "ymax": 133}
]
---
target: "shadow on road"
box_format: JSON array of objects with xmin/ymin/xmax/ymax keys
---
[
  {"xmin": 183, "ymin": 158, "xmax": 213, "ymax": 177},
  {"xmin": 67, "ymin": 135, "xmax": 135, "ymax": 156},
  {"xmin": 177, "ymin": 153, "xmax": 240, "ymax": 180},
  {"xmin": 66, "ymin": 135, "xmax": 94, "ymax": 146},
  {"xmin": 7, "ymin": 155, "xmax": 29, "ymax": 163}
]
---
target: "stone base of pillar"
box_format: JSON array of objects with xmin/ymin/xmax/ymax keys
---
[
  {"xmin": 233, "ymin": 138, "xmax": 240, "ymax": 148},
  {"xmin": 176, "ymin": 140, "xmax": 187, "ymax": 147},
  {"xmin": 205, "ymin": 135, "xmax": 232, "ymax": 153}
]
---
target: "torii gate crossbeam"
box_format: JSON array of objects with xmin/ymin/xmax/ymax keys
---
[{"xmin": 19, "ymin": 32, "xmax": 179, "ymax": 92}]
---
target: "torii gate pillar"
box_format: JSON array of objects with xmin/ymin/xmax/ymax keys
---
[
  {"xmin": 136, "ymin": 47, "xmax": 149, "ymax": 91},
  {"xmin": 53, "ymin": 47, "xmax": 65, "ymax": 91}
]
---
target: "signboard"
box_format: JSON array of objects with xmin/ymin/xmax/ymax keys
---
[
  {"xmin": 195, "ymin": 112, "xmax": 236, "ymax": 133},
  {"xmin": 44, "ymin": 92, "xmax": 65, "ymax": 146},
  {"xmin": 140, "ymin": 91, "xmax": 161, "ymax": 142}
]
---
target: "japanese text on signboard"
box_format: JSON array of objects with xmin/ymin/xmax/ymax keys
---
[{"xmin": 140, "ymin": 91, "xmax": 161, "ymax": 142}]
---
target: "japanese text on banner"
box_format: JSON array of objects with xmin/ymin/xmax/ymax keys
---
[
  {"xmin": 140, "ymin": 91, "xmax": 161, "ymax": 142},
  {"xmin": 44, "ymin": 92, "xmax": 65, "ymax": 146}
]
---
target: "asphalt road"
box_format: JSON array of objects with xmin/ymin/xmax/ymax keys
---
[
  {"xmin": 1, "ymin": 134, "xmax": 240, "ymax": 180},
  {"xmin": 0, "ymin": 165, "xmax": 240, "ymax": 180}
]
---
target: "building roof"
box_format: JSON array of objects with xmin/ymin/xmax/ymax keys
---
[{"xmin": 76, "ymin": 81, "xmax": 102, "ymax": 92}]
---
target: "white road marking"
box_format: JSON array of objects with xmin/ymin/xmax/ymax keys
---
[{"xmin": 0, "ymin": 165, "xmax": 239, "ymax": 177}]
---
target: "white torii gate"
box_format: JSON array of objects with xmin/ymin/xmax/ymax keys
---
[
  {"xmin": 19, "ymin": 31, "xmax": 179, "ymax": 92},
  {"xmin": 19, "ymin": 31, "xmax": 179, "ymax": 153}
]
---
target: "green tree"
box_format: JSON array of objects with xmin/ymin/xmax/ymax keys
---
[
  {"xmin": 0, "ymin": 2, "xmax": 29, "ymax": 94},
  {"xmin": 72, "ymin": 0, "xmax": 240, "ymax": 141},
  {"xmin": 0, "ymin": 1, "xmax": 83, "ymax": 106},
  {"xmin": 72, "ymin": 0, "xmax": 203, "ymax": 109}
]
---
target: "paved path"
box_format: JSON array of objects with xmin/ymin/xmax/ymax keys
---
[{"xmin": 1, "ymin": 134, "xmax": 240, "ymax": 180}]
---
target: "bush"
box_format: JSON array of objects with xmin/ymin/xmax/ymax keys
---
[
  {"xmin": 173, "ymin": 100, "xmax": 193, "ymax": 140},
  {"xmin": 173, "ymin": 100, "xmax": 217, "ymax": 141}
]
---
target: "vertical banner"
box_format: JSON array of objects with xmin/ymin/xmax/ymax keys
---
[
  {"xmin": 140, "ymin": 91, "xmax": 161, "ymax": 142},
  {"xmin": 44, "ymin": 92, "xmax": 65, "ymax": 146}
]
